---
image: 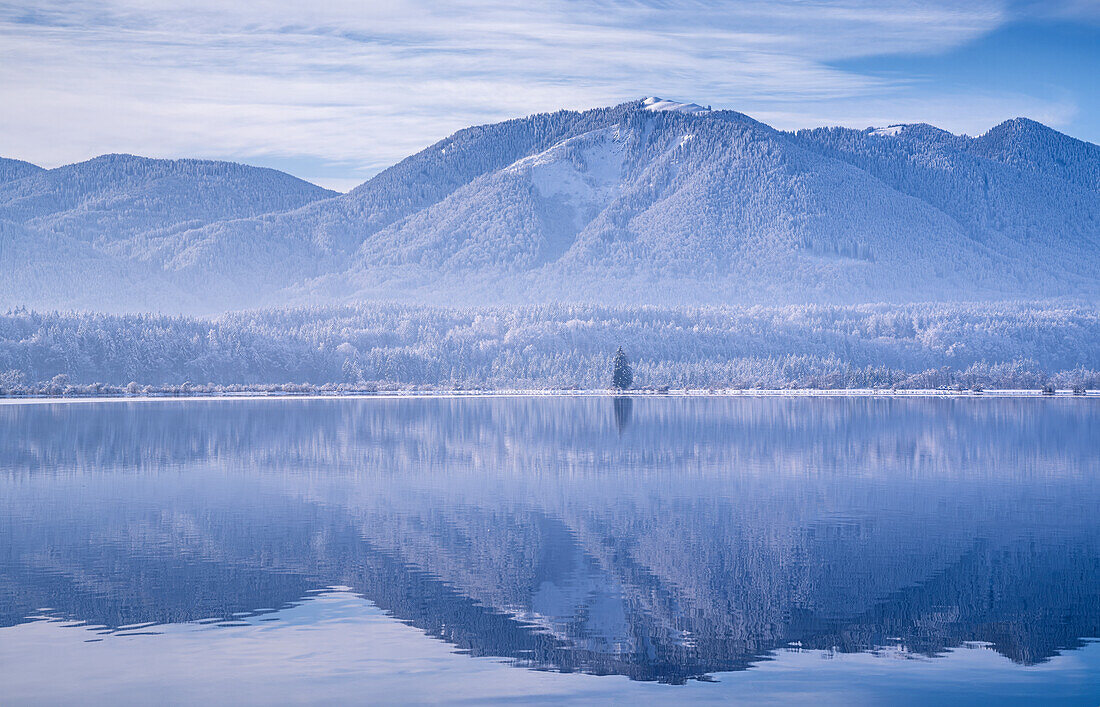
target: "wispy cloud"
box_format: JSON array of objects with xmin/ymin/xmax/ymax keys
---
[{"xmin": 0, "ymin": 0, "xmax": 1083, "ymax": 188}]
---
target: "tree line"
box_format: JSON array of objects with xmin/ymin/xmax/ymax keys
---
[{"xmin": 1, "ymin": 301, "xmax": 1097, "ymax": 394}]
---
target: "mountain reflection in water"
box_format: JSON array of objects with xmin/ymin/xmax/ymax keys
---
[{"xmin": 1, "ymin": 396, "xmax": 1098, "ymax": 684}]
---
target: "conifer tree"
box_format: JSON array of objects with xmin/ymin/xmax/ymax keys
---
[{"xmin": 611, "ymin": 346, "xmax": 633, "ymax": 390}]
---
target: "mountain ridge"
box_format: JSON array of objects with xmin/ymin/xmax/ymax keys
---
[{"xmin": 2, "ymin": 99, "xmax": 1098, "ymax": 313}]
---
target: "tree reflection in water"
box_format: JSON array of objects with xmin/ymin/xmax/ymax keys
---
[
  {"xmin": 612, "ymin": 396, "xmax": 633, "ymax": 434},
  {"xmin": 1, "ymin": 396, "xmax": 1099, "ymax": 683}
]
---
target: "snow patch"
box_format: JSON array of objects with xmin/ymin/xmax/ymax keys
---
[
  {"xmin": 643, "ymin": 97, "xmax": 710, "ymax": 115},
  {"xmin": 507, "ymin": 127, "xmax": 626, "ymax": 213},
  {"xmin": 869, "ymin": 125, "xmax": 908, "ymax": 137}
]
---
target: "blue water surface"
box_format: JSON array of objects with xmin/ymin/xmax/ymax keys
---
[{"xmin": 1, "ymin": 396, "xmax": 1098, "ymax": 704}]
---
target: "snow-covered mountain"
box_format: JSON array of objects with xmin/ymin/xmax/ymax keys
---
[
  {"xmin": 0, "ymin": 154, "xmax": 336, "ymax": 246},
  {"xmin": 0, "ymin": 219, "xmax": 192, "ymax": 312},
  {"xmin": 2, "ymin": 99, "xmax": 1098, "ymax": 312},
  {"xmin": 0, "ymin": 158, "xmax": 43, "ymax": 185},
  {"xmin": 0, "ymin": 155, "xmax": 338, "ymax": 310}
]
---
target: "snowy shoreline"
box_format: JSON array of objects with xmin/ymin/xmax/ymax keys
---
[{"xmin": 0, "ymin": 388, "xmax": 1094, "ymax": 405}]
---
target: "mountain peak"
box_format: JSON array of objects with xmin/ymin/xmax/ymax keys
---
[
  {"xmin": 642, "ymin": 97, "xmax": 711, "ymax": 115},
  {"xmin": 864, "ymin": 123, "xmax": 955, "ymax": 143},
  {"xmin": 980, "ymin": 117, "xmax": 1094, "ymax": 148},
  {"xmin": 971, "ymin": 116, "xmax": 1100, "ymax": 192},
  {"xmin": 991, "ymin": 116, "xmax": 1048, "ymax": 133}
]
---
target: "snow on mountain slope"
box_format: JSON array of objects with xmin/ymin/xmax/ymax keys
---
[
  {"xmin": 790, "ymin": 122, "xmax": 1100, "ymax": 286},
  {"xmin": 560, "ymin": 114, "xmax": 999, "ymax": 290},
  {"xmin": 352, "ymin": 125, "xmax": 632, "ymax": 271},
  {"xmin": 2, "ymin": 99, "xmax": 1099, "ymax": 312},
  {"xmin": 333, "ymin": 104, "xmax": 1084, "ymax": 305},
  {"xmin": 139, "ymin": 102, "xmax": 643, "ymax": 302},
  {"xmin": 511, "ymin": 126, "xmax": 626, "ymax": 208},
  {"xmin": 643, "ymin": 96, "xmax": 711, "ymax": 114}
]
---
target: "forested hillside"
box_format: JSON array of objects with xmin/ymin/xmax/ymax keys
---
[
  {"xmin": 0, "ymin": 220, "xmax": 191, "ymax": 312},
  {"xmin": 790, "ymin": 121, "xmax": 1100, "ymax": 285},
  {"xmin": 2, "ymin": 302, "xmax": 1096, "ymax": 392},
  {"xmin": 337, "ymin": 105, "xmax": 1099, "ymax": 305},
  {"xmin": 0, "ymin": 158, "xmax": 43, "ymax": 185},
  {"xmin": 1, "ymin": 99, "xmax": 1098, "ymax": 312},
  {"xmin": 0, "ymin": 155, "xmax": 338, "ymax": 310}
]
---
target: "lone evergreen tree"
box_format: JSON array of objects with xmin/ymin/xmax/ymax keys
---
[{"xmin": 611, "ymin": 346, "xmax": 633, "ymax": 390}]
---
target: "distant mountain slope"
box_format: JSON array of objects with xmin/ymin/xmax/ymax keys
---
[
  {"xmin": 347, "ymin": 111, "xmax": 987, "ymax": 285},
  {"xmin": 0, "ymin": 158, "xmax": 43, "ymax": 185},
  {"xmin": 0, "ymin": 219, "xmax": 194, "ymax": 312},
  {"xmin": 1, "ymin": 99, "xmax": 1098, "ymax": 313},
  {"xmin": 789, "ymin": 122, "xmax": 1100, "ymax": 282},
  {"xmin": 0, "ymin": 154, "xmax": 337, "ymax": 248},
  {"xmin": 0, "ymin": 155, "xmax": 337, "ymax": 311},
  {"xmin": 968, "ymin": 117, "xmax": 1100, "ymax": 193}
]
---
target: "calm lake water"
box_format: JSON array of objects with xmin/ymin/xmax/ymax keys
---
[{"xmin": 1, "ymin": 396, "xmax": 1099, "ymax": 705}]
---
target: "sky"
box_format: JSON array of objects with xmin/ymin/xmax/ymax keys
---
[{"xmin": 0, "ymin": 0, "xmax": 1097, "ymax": 191}]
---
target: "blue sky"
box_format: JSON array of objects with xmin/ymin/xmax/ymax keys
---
[{"xmin": 0, "ymin": 0, "xmax": 1096, "ymax": 190}]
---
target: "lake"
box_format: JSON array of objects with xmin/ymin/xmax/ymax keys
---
[{"xmin": 1, "ymin": 396, "xmax": 1098, "ymax": 704}]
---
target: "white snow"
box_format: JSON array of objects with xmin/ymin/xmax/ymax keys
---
[
  {"xmin": 643, "ymin": 97, "xmax": 710, "ymax": 115},
  {"xmin": 869, "ymin": 125, "xmax": 908, "ymax": 137},
  {"xmin": 507, "ymin": 127, "xmax": 625, "ymax": 216}
]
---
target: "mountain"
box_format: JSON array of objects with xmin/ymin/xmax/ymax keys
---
[
  {"xmin": 0, "ymin": 219, "xmax": 191, "ymax": 312},
  {"xmin": 0, "ymin": 153, "xmax": 337, "ymax": 246},
  {"xmin": 967, "ymin": 117, "xmax": 1100, "ymax": 193},
  {"xmin": 318, "ymin": 100, "xmax": 1100, "ymax": 305},
  {"xmin": 148, "ymin": 103, "xmax": 643, "ymax": 300},
  {"xmin": 2, "ymin": 99, "xmax": 1098, "ymax": 313},
  {"xmin": 0, "ymin": 158, "xmax": 43, "ymax": 185},
  {"xmin": 0, "ymin": 155, "xmax": 337, "ymax": 310},
  {"xmin": 789, "ymin": 121, "xmax": 1100, "ymax": 288}
]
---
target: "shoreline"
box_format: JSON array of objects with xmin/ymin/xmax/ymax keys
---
[{"xmin": 0, "ymin": 388, "xmax": 1094, "ymax": 405}]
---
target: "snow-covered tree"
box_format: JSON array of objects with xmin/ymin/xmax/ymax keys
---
[{"xmin": 611, "ymin": 347, "xmax": 633, "ymax": 390}]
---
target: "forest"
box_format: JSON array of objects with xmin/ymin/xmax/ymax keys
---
[{"xmin": 1, "ymin": 301, "xmax": 1097, "ymax": 394}]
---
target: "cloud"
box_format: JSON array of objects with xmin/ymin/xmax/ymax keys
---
[{"xmin": 0, "ymin": 0, "xmax": 1076, "ymax": 188}]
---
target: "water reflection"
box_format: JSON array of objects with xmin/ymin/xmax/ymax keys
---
[
  {"xmin": 613, "ymin": 396, "xmax": 633, "ymax": 433},
  {"xmin": 1, "ymin": 396, "xmax": 1099, "ymax": 684}
]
